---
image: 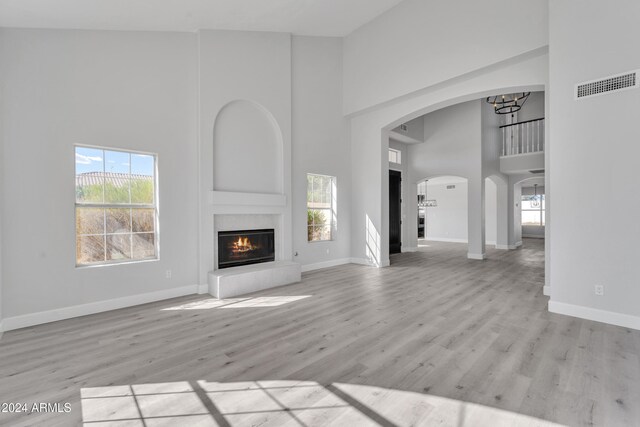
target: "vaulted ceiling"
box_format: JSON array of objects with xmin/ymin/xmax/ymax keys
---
[{"xmin": 0, "ymin": 0, "xmax": 405, "ymax": 36}]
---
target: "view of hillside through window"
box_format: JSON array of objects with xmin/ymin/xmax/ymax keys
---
[
  {"xmin": 307, "ymin": 174, "xmax": 335, "ymax": 242},
  {"xmin": 75, "ymin": 146, "xmax": 157, "ymax": 266}
]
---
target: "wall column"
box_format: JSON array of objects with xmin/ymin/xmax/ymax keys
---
[
  {"xmin": 467, "ymin": 176, "xmax": 486, "ymax": 259},
  {"xmin": 495, "ymin": 179, "xmax": 509, "ymax": 249}
]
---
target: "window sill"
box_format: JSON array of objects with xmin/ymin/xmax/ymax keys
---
[{"xmin": 76, "ymin": 257, "xmax": 159, "ymax": 269}]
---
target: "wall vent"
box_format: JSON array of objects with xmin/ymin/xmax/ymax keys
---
[
  {"xmin": 446, "ymin": 185, "xmax": 456, "ymax": 190},
  {"xmin": 399, "ymin": 123, "xmax": 408, "ymax": 132},
  {"xmin": 576, "ymin": 70, "xmax": 638, "ymax": 100}
]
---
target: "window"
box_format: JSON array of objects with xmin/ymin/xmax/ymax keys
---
[
  {"xmin": 521, "ymin": 193, "xmax": 545, "ymax": 226},
  {"xmin": 307, "ymin": 174, "xmax": 336, "ymax": 242},
  {"xmin": 75, "ymin": 146, "xmax": 157, "ymax": 266},
  {"xmin": 388, "ymin": 148, "xmax": 401, "ymax": 164}
]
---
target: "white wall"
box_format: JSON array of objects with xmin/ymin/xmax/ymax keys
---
[
  {"xmin": 343, "ymin": 0, "xmax": 548, "ymax": 114},
  {"xmin": 349, "ymin": 49, "xmax": 547, "ymax": 268},
  {"xmin": 391, "ymin": 116, "xmax": 424, "ymax": 142},
  {"xmin": 420, "ymin": 177, "xmax": 497, "ymax": 245},
  {"xmin": 0, "ymin": 88, "xmax": 3, "ymax": 333},
  {"xmin": 406, "ymin": 100, "xmax": 484, "ymax": 256},
  {"xmin": 197, "ymin": 29, "xmax": 293, "ymax": 285},
  {"xmin": 549, "ymin": 0, "xmax": 640, "ymax": 328},
  {"xmin": 291, "ymin": 36, "xmax": 351, "ymax": 269},
  {"xmin": 485, "ymin": 178, "xmax": 498, "ymax": 245},
  {"xmin": 518, "ymin": 91, "xmax": 545, "ymax": 122},
  {"xmin": 425, "ymin": 181, "xmax": 468, "ymax": 242},
  {"xmin": 0, "ymin": 29, "xmax": 199, "ymax": 322}
]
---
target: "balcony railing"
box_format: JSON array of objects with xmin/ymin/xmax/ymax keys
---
[{"xmin": 500, "ymin": 118, "xmax": 545, "ymax": 156}]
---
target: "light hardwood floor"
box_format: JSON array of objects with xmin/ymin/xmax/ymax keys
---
[{"xmin": 1, "ymin": 239, "xmax": 639, "ymax": 426}]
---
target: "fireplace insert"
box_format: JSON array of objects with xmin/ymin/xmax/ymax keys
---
[{"xmin": 218, "ymin": 229, "xmax": 275, "ymax": 269}]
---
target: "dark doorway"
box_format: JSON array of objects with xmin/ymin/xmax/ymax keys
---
[{"xmin": 389, "ymin": 170, "xmax": 402, "ymax": 254}]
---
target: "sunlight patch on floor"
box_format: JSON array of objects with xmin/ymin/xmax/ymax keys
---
[
  {"xmin": 162, "ymin": 296, "xmax": 311, "ymax": 311},
  {"xmin": 81, "ymin": 380, "xmax": 566, "ymax": 426}
]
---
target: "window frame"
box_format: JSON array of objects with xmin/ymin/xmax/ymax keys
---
[
  {"xmin": 388, "ymin": 148, "xmax": 402, "ymax": 164},
  {"xmin": 307, "ymin": 173, "xmax": 336, "ymax": 243},
  {"xmin": 74, "ymin": 144, "xmax": 159, "ymax": 268},
  {"xmin": 521, "ymin": 194, "xmax": 545, "ymax": 227}
]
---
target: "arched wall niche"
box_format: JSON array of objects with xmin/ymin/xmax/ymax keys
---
[{"xmin": 213, "ymin": 100, "xmax": 284, "ymax": 194}]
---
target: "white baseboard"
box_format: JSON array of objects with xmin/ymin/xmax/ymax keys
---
[
  {"xmin": 349, "ymin": 257, "xmax": 372, "ymax": 266},
  {"xmin": 401, "ymin": 247, "xmax": 417, "ymax": 252},
  {"xmin": 495, "ymin": 244, "xmax": 510, "ymax": 250},
  {"xmin": 543, "ymin": 286, "xmax": 551, "ymax": 296},
  {"xmin": 523, "ymin": 234, "xmax": 544, "ymax": 239},
  {"xmin": 549, "ymin": 300, "xmax": 640, "ymax": 331},
  {"xmin": 425, "ymin": 238, "xmax": 496, "ymax": 246},
  {"xmin": 197, "ymin": 284, "xmax": 209, "ymax": 294},
  {"xmin": 426, "ymin": 237, "xmax": 467, "ymax": 243},
  {"xmin": 2, "ymin": 284, "xmax": 199, "ymax": 332},
  {"xmin": 0, "ymin": 320, "xmax": 4, "ymax": 338},
  {"xmin": 467, "ymin": 252, "xmax": 486, "ymax": 260},
  {"xmin": 301, "ymin": 258, "xmax": 351, "ymax": 272}
]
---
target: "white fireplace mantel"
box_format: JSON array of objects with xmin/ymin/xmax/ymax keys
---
[{"xmin": 208, "ymin": 190, "xmax": 286, "ymax": 207}]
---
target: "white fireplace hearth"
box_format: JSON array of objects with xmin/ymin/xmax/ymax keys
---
[
  {"xmin": 203, "ymin": 190, "xmax": 300, "ymax": 299},
  {"xmin": 208, "ymin": 260, "xmax": 301, "ymax": 299}
]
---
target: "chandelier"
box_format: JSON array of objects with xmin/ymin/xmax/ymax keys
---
[
  {"xmin": 486, "ymin": 92, "xmax": 531, "ymax": 114},
  {"xmin": 532, "ymin": 184, "xmax": 540, "ymax": 208}
]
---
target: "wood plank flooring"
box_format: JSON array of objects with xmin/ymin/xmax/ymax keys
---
[{"xmin": 1, "ymin": 239, "xmax": 639, "ymax": 426}]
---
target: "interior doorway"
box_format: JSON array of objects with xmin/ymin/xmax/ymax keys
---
[{"xmin": 389, "ymin": 170, "xmax": 402, "ymax": 254}]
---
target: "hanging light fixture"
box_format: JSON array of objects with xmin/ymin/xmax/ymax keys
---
[
  {"xmin": 486, "ymin": 92, "xmax": 531, "ymax": 114},
  {"xmin": 531, "ymin": 184, "xmax": 540, "ymax": 208}
]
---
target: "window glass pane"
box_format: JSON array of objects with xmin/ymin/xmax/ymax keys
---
[
  {"xmin": 313, "ymin": 175, "xmax": 323, "ymax": 204},
  {"xmin": 132, "ymin": 233, "xmax": 155, "ymax": 259},
  {"xmin": 522, "ymin": 210, "xmax": 541, "ymax": 226},
  {"xmin": 132, "ymin": 208, "xmax": 155, "ymax": 233},
  {"xmin": 104, "ymin": 150, "xmax": 130, "ymax": 174},
  {"xmin": 309, "ymin": 209, "xmax": 328, "ymax": 227},
  {"xmin": 322, "ymin": 176, "xmax": 330, "ymax": 205},
  {"xmin": 106, "ymin": 208, "xmax": 131, "ymax": 234},
  {"xmin": 307, "ymin": 174, "xmax": 335, "ymax": 241},
  {"xmin": 76, "ymin": 207, "xmax": 105, "ymax": 235},
  {"xmin": 307, "ymin": 175, "xmax": 313, "ymax": 204},
  {"xmin": 104, "ymin": 150, "xmax": 130, "ymax": 204},
  {"xmin": 75, "ymin": 147, "xmax": 104, "ymax": 203},
  {"xmin": 131, "ymin": 154, "xmax": 155, "ymax": 204},
  {"xmin": 318, "ymin": 225, "xmax": 332, "ymax": 241},
  {"xmin": 76, "ymin": 146, "xmax": 158, "ymax": 266},
  {"xmin": 309, "ymin": 226, "xmax": 325, "ymax": 242},
  {"xmin": 106, "ymin": 234, "xmax": 132, "ymax": 260},
  {"xmin": 77, "ymin": 235, "xmax": 105, "ymax": 264},
  {"xmin": 104, "ymin": 177, "xmax": 131, "ymax": 204}
]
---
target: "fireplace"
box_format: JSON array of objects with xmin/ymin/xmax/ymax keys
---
[{"xmin": 218, "ymin": 229, "xmax": 275, "ymax": 269}]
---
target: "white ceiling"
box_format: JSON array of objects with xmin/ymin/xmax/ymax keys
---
[{"xmin": 0, "ymin": 0, "xmax": 405, "ymax": 36}]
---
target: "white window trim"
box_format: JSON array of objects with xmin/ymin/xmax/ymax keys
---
[
  {"xmin": 75, "ymin": 144, "xmax": 160, "ymax": 267},
  {"xmin": 307, "ymin": 173, "xmax": 337, "ymax": 243}
]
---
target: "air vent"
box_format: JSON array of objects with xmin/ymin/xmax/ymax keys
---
[
  {"xmin": 529, "ymin": 169, "xmax": 545, "ymax": 174},
  {"xmin": 576, "ymin": 70, "xmax": 638, "ymax": 100},
  {"xmin": 399, "ymin": 124, "xmax": 408, "ymax": 132},
  {"xmin": 446, "ymin": 185, "xmax": 456, "ymax": 190}
]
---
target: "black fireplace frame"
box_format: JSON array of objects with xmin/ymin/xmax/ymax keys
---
[{"xmin": 217, "ymin": 228, "xmax": 275, "ymax": 269}]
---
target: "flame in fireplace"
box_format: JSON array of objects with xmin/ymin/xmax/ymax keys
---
[{"xmin": 232, "ymin": 236, "xmax": 256, "ymax": 254}]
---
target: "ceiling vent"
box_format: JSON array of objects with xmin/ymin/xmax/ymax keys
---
[
  {"xmin": 399, "ymin": 123, "xmax": 408, "ymax": 132},
  {"xmin": 576, "ymin": 70, "xmax": 638, "ymax": 100},
  {"xmin": 446, "ymin": 185, "xmax": 456, "ymax": 190}
]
